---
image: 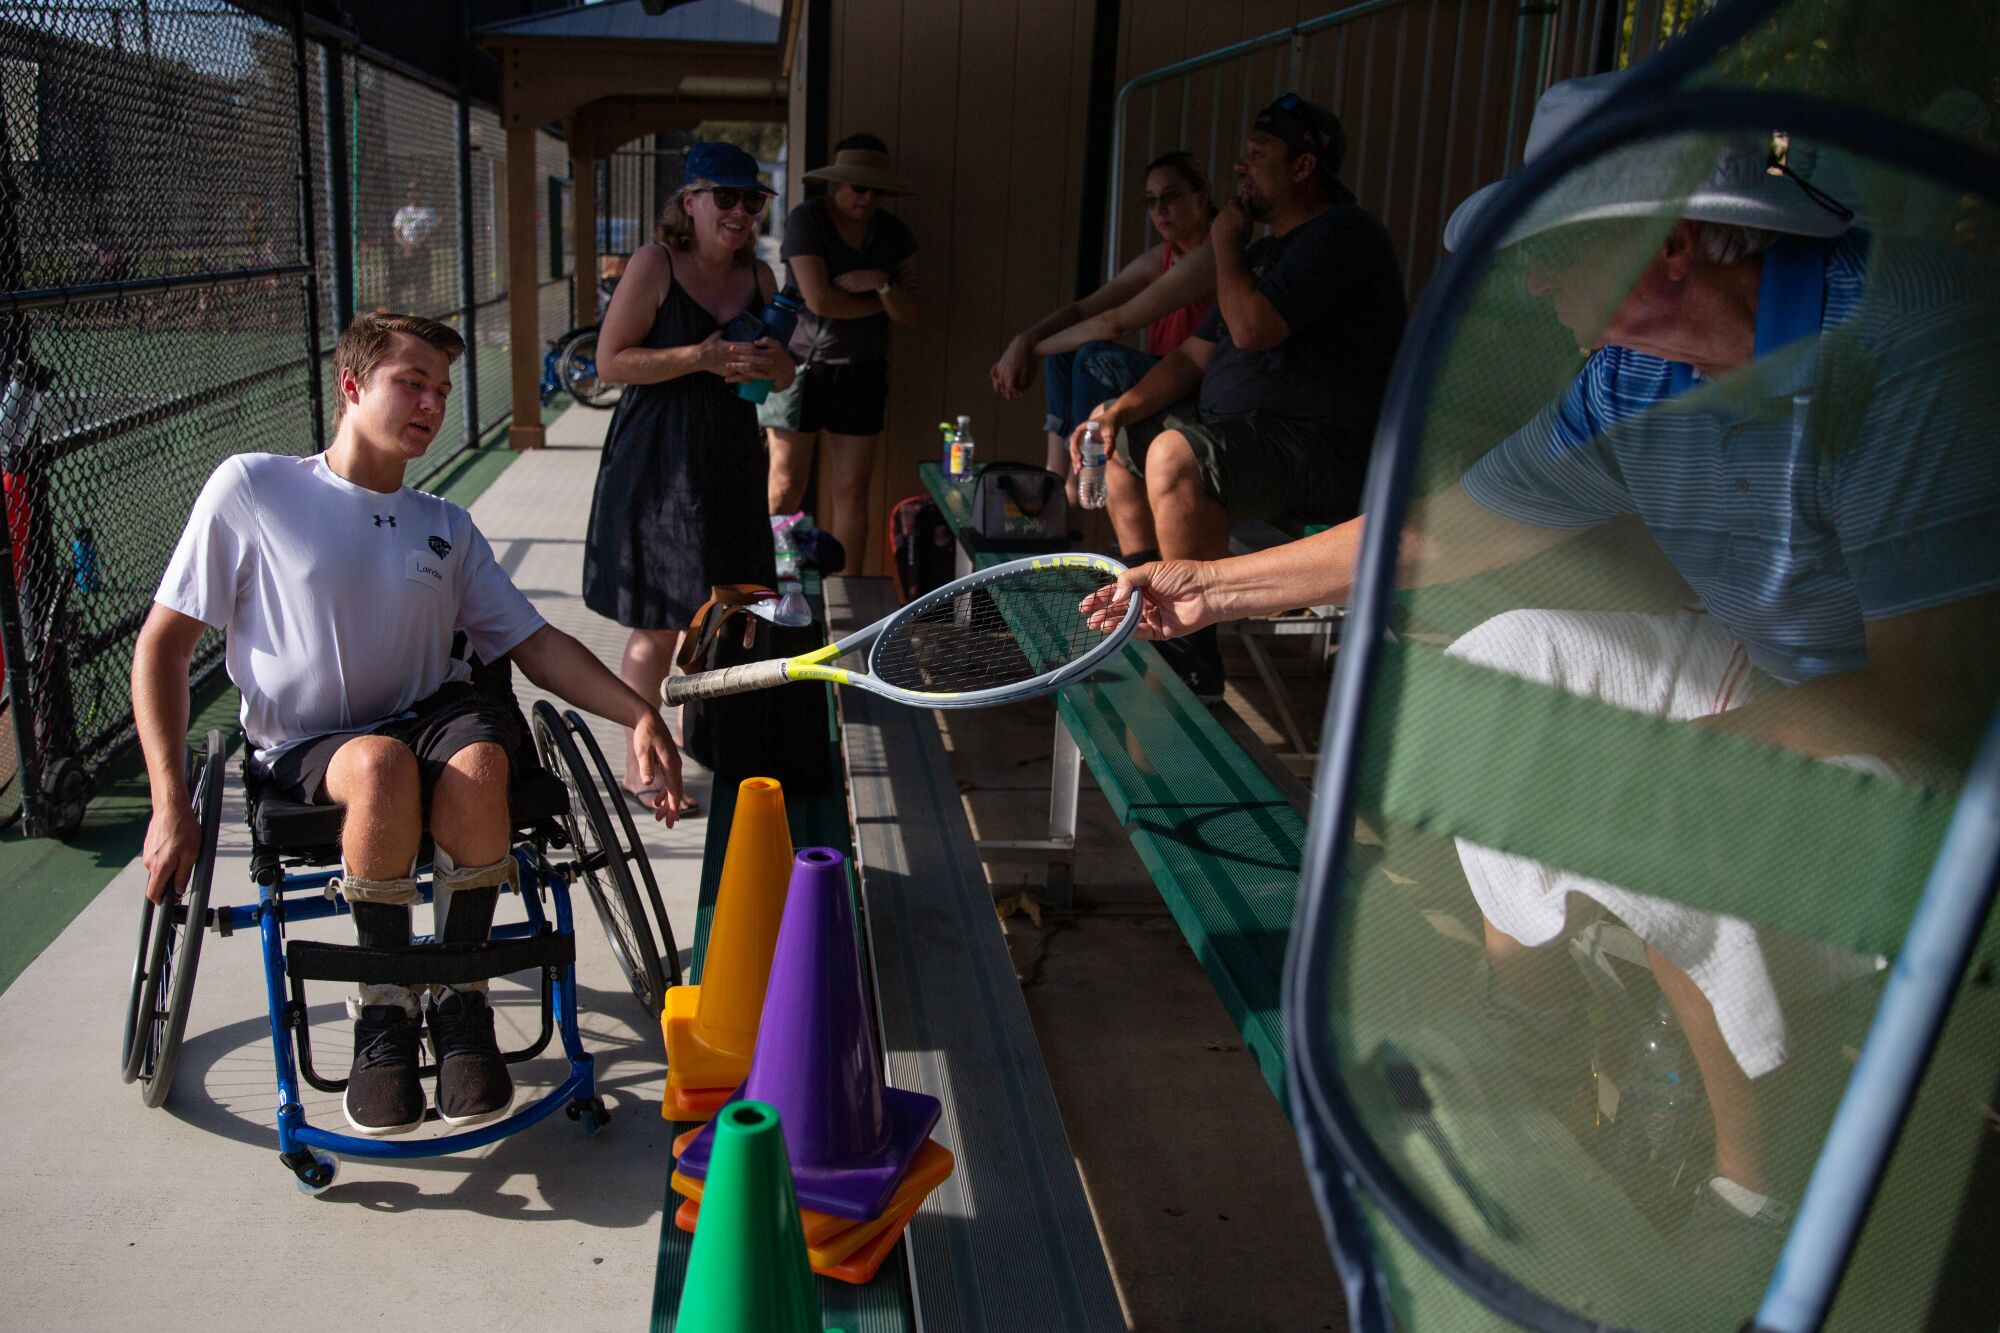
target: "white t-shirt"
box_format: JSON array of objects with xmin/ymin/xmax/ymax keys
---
[
  {"xmin": 155, "ymin": 452, "xmax": 546, "ymax": 762},
  {"xmin": 393, "ymin": 203, "xmax": 439, "ymax": 248}
]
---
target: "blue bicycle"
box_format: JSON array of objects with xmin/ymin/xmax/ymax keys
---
[{"xmin": 540, "ymin": 325, "xmax": 617, "ymax": 411}]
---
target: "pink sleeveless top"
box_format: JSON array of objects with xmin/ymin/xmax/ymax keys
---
[{"xmin": 1145, "ymin": 241, "xmax": 1214, "ymax": 356}]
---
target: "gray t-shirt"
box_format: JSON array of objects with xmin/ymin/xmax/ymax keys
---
[
  {"xmin": 779, "ymin": 197, "xmax": 919, "ymax": 365},
  {"xmin": 1195, "ymin": 201, "xmax": 1406, "ymax": 443}
]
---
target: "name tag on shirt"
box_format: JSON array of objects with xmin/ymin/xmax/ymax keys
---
[{"xmin": 406, "ymin": 548, "xmax": 449, "ymax": 590}]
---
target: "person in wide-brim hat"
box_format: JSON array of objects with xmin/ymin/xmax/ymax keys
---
[
  {"xmin": 802, "ymin": 145, "xmax": 918, "ymax": 198},
  {"xmin": 1443, "ymin": 68, "xmax": 1852, "ymax": 253}
]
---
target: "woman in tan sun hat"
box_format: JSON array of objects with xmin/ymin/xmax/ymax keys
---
[{"xmin": 761, "ymin": 133, "xmax": 920, "ymax": 575}]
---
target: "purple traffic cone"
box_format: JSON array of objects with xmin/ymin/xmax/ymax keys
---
[{"xmin": 676, "ymin": 847, "xmax": 940, "ymax": 1221}]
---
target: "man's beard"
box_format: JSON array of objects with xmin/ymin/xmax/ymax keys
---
[{"xmin": 1240, "ymin": 185, "xmax": 1274, "ymax": 221}]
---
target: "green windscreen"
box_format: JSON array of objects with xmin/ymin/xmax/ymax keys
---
[{"xmin": 1307, "ymin": 1, "xmax": 2000, "ymax": 1326}]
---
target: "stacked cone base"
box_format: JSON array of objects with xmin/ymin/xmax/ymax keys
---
[
  {"xmin": 663, "ymin": 983, "xmax": 758, "ymax": 1095},
  {"xmin": 677, "ymin": 1193, "xmax": 921, "ymax": 1285},
  {"xmin": 662, "ymin": 1075, "xmax": 734, "ymax": 1121},
  {"xmin": 674, "ymin": 1127, "xmax": 955, "ymax": 1284}
]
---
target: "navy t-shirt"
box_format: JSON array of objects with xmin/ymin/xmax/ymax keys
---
[
  {"xmin": 1195, "ymin": 201, "xmax": 1406, "ymax": 442},
  {"xmin": 779, "ymin": 197, "xmax": 919, "ymax": 365}
]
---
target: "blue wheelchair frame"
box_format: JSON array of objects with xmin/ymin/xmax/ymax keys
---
[
  {"xmin": 210, "ymin": 841, "xmax": 603, "ymax": 1188},
  {"xmin": 123, "ymin": 695, "xmax": 677, "ymax": 1187}
]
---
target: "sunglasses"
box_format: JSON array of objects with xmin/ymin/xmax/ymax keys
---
[
  {"xmin": 1257, "ymin": 92, "xmax": 1332, "ymax": 159},
  {"xmin": 700, "ymin": 187, "xmax": 769, "ymax": 216},
  {"xmin": 842, "ymin": 184, "xmax": 884, "ymax": 199}
]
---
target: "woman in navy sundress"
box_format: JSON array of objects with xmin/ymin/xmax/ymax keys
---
[{"xmin": 585, "ymin": 141, "xmax": 793, "ymax": 812}]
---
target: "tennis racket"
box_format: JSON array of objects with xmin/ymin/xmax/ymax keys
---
[{"xmin": 661, "ymin": 553, "xmax": 1140, "ymax": 709}]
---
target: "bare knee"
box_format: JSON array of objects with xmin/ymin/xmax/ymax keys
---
[
  {"xmin": 1143, "ymin": 431, "xmax": 1203, "ymax": 499},
  {"xmin": 431, "ymin": 742, "xmax": 513, "ymax": 861},
  {"xmin": 442, "ymin": 741, "xmax": 510, "ymax": 794},
  {"xmin": 326, "ymin": 736, "xmax": 419, "ymax": 809}
]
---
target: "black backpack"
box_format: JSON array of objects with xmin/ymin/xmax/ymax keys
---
[
  {"xmin": 674, "ymin": 586, "xmax": 836, "ymax": 794},
  {"xmin": 888, "ymin": 494, "xmax": 956, "ymax": 604}
]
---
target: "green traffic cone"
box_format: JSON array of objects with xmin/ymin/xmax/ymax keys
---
[{"xmin": 677, "ymin": 1099, "xmax": 838, "ymax": 1333}]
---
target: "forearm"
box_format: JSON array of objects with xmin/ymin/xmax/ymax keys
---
[
  {"xmin": 879, "ymin": 284, "xmax": 918, "ymax": 326},
  {"xmin": 807, "ymin": 289, "xmax": 881, "ymax": 320},
  {"xmin": 1036, "ymin": 308, "xmax": 1129, "ymax": 358},
  {"xmin": 601, "ymin": 341, "xmax": 710, "ymax": 387},
  {"xmin": 132, "ymin": 635, "xmax": 194, "ymax": 808},
  {"xmin": 1106, "ymin": 354, "xmax": 1201, "ymax": 427},
  {"xmin": 1194, "ymin": 485, "xmax": 1578, "ymax": 618},
  {"xmin": 510, "ymin": 626, "xmax": 655, "ymax": 729},
  {"xmin": 1019, "ymin": 302, "xmax": 1086, "ymax": 352},
  {"xmin": 1210, "ymin": 236, "xmax": 1284, "ymax": 352}
]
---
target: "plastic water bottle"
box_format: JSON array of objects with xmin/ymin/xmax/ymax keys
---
[
  {"xmin": 950, "ymin": 414, "xmax": 976, "ymax": 483},
  {"xmin": 736, "ymin": 291, "xmax": 805, "ymax": 404},
  {"xmin": 769, "ymin": 509, "xmax": 804, "ymax": 579},
  {"xmin": 1076, "ymin": 422, "xmax": 1108, "ymax": 510},
  {"xmin": 1602, "ymin": 992, "xmax": 1702, "ymax": 1211}
]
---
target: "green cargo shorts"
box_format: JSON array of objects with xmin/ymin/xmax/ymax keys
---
[{"xmin": 1112, "ymin": 401, "xmax": 1365, "ymax": 523}]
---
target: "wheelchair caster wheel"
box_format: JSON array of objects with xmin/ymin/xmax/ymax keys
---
[
  {"xmin": 284, "ymin": 1149, "xmax": 339, "ymax": 1195},
  {"xmin": 566, "ymin": 1096, "xmax": 610, "ymax": 1135}
]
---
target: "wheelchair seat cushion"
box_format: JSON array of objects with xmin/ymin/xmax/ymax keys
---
[{"xmin": 249, "ymin": 769, "xmax": 572, "ymax": 852}]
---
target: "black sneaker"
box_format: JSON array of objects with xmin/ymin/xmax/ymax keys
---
[
  {"xmin": 1154, "ymin": 626, "xmax": 1225, "ymax": 701},
  {"xmin": 344, "ymin": 1004, "xmax": 426, "ymax": 1136},
  {"xmin": 426, "ymin": 989, "xmax": 514, "ymax": 1128}
]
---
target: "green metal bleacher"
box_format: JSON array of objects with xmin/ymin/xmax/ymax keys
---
[{"xmin": 919, "ymin": 461, "xmax": 1309, "ymax": 1106}]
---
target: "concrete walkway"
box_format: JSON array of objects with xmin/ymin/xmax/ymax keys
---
[
  {"xmin": 0, "ymin": 406, "xmax": 707, "ymax": 1329},
  {"xmin": 0, "ymin": 403, "xmax": 1343, "ymax": 1330}
]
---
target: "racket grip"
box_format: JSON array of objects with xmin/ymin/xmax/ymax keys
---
[{"xmin": 662, "ymin": 657, "xmax": 791, "ymax": 705}]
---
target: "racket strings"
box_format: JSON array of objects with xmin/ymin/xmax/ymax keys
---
[{"xmin": 871, "ymin": 567, "xmax": 1118, "ymax": 695}]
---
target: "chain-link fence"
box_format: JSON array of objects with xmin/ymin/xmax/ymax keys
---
[{"xmin": 0, "ymin": 3, "xmax": 572, "ymax": 837}]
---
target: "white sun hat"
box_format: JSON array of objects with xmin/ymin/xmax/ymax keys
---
[{"xmin": 1443, "ymin": 69, "xmax": 1854, "ymax": 253}]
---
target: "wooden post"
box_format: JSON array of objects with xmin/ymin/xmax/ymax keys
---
[
  {"xmin": 506, "ymin": 121, "xmax": 545, "ymax": 450},
  {"xmin": 572, "ymin": 138, "xmax": 599, "ymax": 329}
]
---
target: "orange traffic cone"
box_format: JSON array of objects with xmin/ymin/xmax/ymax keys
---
[{"xmin": 664, "ymin": 777, "xmax": 793, "ymax": 1117}]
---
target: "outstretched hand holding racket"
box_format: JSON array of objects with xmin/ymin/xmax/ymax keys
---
[
  {"xmin": 662, "ymin": 554, "xmax": 1142, "ymax": 709},
  {"xmin": 1076, "ymin": 558, "xmax": 1221, "ymax": 640}
]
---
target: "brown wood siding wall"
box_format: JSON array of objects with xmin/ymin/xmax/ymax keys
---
[{"xmin": 797, "ymin": 0, "xmax": 1605, "ymax": 574}]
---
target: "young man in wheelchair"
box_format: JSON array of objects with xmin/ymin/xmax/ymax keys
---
[{"xmin": 132, "ymin": 311, "xmax": 684, "ymax": 1137}]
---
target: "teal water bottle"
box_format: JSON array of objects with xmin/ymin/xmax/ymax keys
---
[{"xmin": 737, "ymin": 291, "xmax": 805, "ymax": 405}]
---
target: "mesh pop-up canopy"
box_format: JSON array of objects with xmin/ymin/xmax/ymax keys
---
[{"xmin": 1287, "ymin": 1, "xmax": 1999, "ymax": 1328}]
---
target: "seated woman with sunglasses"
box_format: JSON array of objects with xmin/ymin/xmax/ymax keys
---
[
  {"xmin": 761, "ymin": 133, "xmax": 921, "ymax": 576},
  {"xmin": 584, "ymin": 141, "xmax": 795, "ymax": 812},
  {"xmin": 990, "ymin": 151, "xmax": 1219, "ymax": 501}
]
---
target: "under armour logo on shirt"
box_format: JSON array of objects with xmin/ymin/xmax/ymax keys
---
[
  {"xmin": 428, "ymin": 535, "xmax": 451, "ymax": 558},
  {"xmin": 373, "ymin": 515, "xmax": 396, "ymax": 527}
]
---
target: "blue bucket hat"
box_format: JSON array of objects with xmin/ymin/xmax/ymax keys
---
[{"xmin": 682, "ymin": 141, "xmax": 771, "ymax": 195}]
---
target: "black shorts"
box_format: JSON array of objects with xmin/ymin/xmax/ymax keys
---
[
  {"xmin": 757, "ymin": 359, "xmax": 890, "ymax": 437},
  {"xmin": 253, "ymin": 681, "xmax": 526, "ymax": 807}
]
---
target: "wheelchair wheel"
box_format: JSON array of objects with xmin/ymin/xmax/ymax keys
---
[
  {"xmin": 120, "ymin": 728, "xmax": 223, "ymax": 1106},
  {"xmin": 558, "ymin": 329, "xmax": 617, "ymax": 409},
  {"xmin": 561, "ymin": 708, "xmax": 681, "ymax": 988},
  {"xmin": 531, "ymin": 701, "xmax": 666, "ymax": 1016}
]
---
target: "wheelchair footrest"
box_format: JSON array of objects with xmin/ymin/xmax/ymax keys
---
[{"xmin": 285, "ymin": 933, "xmax": 575, "ymax": 987}]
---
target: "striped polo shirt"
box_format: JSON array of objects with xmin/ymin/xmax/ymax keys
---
[{"xmin": 1462, "ymin": 231, "xmax": 2000, "ymax": 685}]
